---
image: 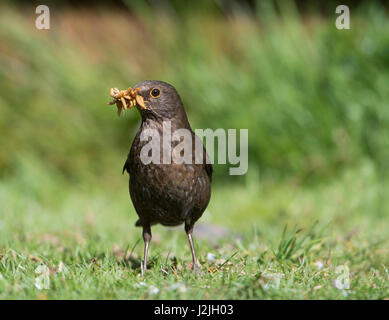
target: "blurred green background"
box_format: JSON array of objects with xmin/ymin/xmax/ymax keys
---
[
  {"xmin": 0, "ymin": 0, "xmax": 389, "ymax": 299},
  {"xmin": 1, "ymin": 0, "xmax": 389, "ymax": 184}
]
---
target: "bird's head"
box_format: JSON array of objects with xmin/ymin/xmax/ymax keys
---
[{"xmin": 108, "ymin": 80, "xmax": 189, "ymax": 123}]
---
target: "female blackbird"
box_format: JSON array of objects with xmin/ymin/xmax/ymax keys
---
[{"xmin": 119, "ymin": 80, "xmax": 212, "ymax": 273}]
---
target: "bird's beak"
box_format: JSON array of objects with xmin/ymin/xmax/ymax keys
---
[{"xmin": 107, "ymin": 87, "xmax": 147, "ymax": 116}]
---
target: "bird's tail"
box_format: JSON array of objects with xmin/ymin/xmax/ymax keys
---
[{"xmin": 135, "ymin": 219, "xmax": 143, "ymax": 227}]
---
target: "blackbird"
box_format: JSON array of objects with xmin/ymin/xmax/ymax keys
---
[{"xmin": 110, "ymin": 80, "xmax": 212, "ymax": 274}]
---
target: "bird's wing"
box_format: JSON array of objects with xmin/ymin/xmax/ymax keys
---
[
  {"xmin": 205, "ymin": 157, "xmax": 213, "ymax": 181},
  {"xmin": 122, "ymin": 153, "xmax": 131, "ymax": 175},
  {"xmin": 123, "ymin": 131, "xmax": 213, "ymax": 180},
  {"xmin": 192, "ymin": 132, "xmax": 213, "ymax": 182}
]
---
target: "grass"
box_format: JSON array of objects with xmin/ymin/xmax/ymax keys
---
[
  {"xmin": 1, "ymin": 161, "xmax": 388, "ymax": 299},
  {"xmin": 0, "ymin": 1, "xmax": 389, "ymax": 299}
]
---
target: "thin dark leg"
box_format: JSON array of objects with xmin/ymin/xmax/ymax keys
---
[
  {"xmin": 142, "ymin": 224, "xmax": 152, "ymax": 275},
  {"xmin": 185, "ymin": 222, "xmax": 200, "ymax": 274}
]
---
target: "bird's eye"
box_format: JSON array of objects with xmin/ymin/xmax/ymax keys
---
[{"xmin": 150, "ymin": 88, "xmax": 161, "ymax": 98}]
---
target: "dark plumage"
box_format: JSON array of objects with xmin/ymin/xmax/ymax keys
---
[{"xmin": 121, "ymin": 80, "xmax": 212, "ymax": 273}]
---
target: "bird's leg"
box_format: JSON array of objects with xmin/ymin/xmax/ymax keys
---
[
  {"xmin": 142, "ymin": 224, "xmax": 152, "ymax": 276},
  {"xmin": 185, "ymin": 222, "xmax": 200, "ymax": 275}
]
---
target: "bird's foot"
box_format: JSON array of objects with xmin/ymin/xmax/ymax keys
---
[
  {"xmin": 193, "ymin": 264, "xmax": 200, "ymax": 277},
  {"xmin": 187, "ymin": 261, "xmax": 201, "ymax": 276}
]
